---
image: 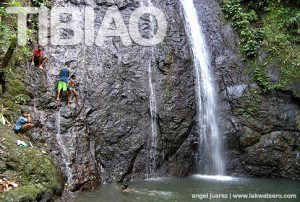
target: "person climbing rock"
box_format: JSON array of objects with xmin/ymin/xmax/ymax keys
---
[
  {"xmin": 31, "ymin": 45, "xmax": 48, "ymax": 70},
  {"xmin": 14, "ymin": 110, "xmax": 34, "ymax": 139},
  {"xmin": 67, "ymin": 74, "xmax": 78, "ymax": 105},
  {"xmin": 56, "ymin": 62, "xmax": 71, "ymax": 104}
]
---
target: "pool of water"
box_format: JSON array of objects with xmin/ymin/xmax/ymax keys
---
[{"xmin": 72, "ymin": 175, "xmax": 300, "ymax": 202}]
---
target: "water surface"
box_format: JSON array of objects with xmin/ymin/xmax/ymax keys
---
[{"xmin": 72, "ymin": 175, "xmax": 300, "ymax": 202}]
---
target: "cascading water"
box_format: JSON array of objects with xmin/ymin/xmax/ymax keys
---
[
  {"xmin": 148, "ymin": 56, "xmax": 158, "ymax": 177},
  {"xmin": 180, "ymin": 0, "xmax": 225, "ymax": 175},
  {"xmin": 140, "ymin": 0, "xmax": 158, "ymax": 177},
  {"xmin": 55, "ymin": 109, "xmax": 73, "ymax": 186}
]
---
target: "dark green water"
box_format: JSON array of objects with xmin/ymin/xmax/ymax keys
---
[{"xmin": 72, "ymin": 175, "xmax": 300, "ymax": 202}]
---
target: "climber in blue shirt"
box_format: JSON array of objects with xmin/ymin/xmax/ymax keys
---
[
  {"xmin": 56, "ymin": 62, "xmax": 71, "ymax": 104},
  {"xmin": 14, "ymin": 110, "xmax": 34, "ymax": 138}
]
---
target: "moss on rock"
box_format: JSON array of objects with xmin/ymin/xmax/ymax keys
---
[{"xmin": 0, "ymin": 127, "xmax": 62, "ymax": 201}]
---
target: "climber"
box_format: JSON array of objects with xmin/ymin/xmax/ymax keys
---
[
  {"xmin": 56, "ymin": 62, "xmax": 71, "ymax": 104},
  {"xmin": 31, "ymin": 45, "xmax": 48, "ymax": 70},
  {"xmin": 14, "ymin": 110, "xmax": 34, "ymax": 139},
  {"xmin": 67, "ymin": 74, "xmax": 78, "ymax": 105}
]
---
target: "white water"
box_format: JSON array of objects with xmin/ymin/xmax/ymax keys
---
[
  {"xmin": 148, "ymin": 59, "xmax": 158, "ymax": 177},
  {"xmin": 140, "ymin": 0, "xmax": 158, "ymax": 177},
  {"xmin": 55, "ymin": 109, "xmax": 73, "ymax": 186},
  {"xmin": 181, "ymin": 0, "xmax": 225, "ymax": 175},
  {"xmin": 193, "ymin": 175, "xmax": 237, "ymax": 182}
]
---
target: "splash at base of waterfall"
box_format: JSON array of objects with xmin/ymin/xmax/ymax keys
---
[{"xmin": 192, "ymin": 175, "xmax": 237, "ymax": 182}]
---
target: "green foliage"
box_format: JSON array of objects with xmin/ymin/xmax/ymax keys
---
[
  {"xmin": 277, "ymin": 8, "xmax": 300, "ymax": 43},
  {"xmin": 0, "ymin": 3, "xmax": 17, "ymax": 42},
  {"xmin": 9, "ymin": 1, "xmax": 23, "ymax": 7},
  {"xmin": 7, "ymin": 78, "xmax": 26, "ymax": 97},
  {"xmin": 222, "ymin": 0, "xmax": 262, "ymax": 57},
  {"xmin": 0, "ymin": 0, "xmax": 41, "ymax": 120},
  {"xmin": 0, "ymin": 1, "xmax": 36, "ymax": 48},
  {"xmin": 32, "ymin": 0, "xmax": 51, "ymax": 8},
  {"xmin": 0, "ymin": 1, "xmax": 57, "ymax": 198},
  {"xmin": 237, "ymin": 89, "xmax": 259, "ymax": 118},
  {"xmin": 15, "ymin": 94, "xmax": 30, "ymax": 104},
  {"xmin": 6, "ymin": 99, "xmax": 19, "ymax": 112},
  {"xmin": 223, "ymin": 0, "xmax": 300, "ymax": 91},
  {"xmin": 253, "ymin": 67, "xmax": 273, "ymax": 92},
  {"xmin": 238, "ymin": 106, "xmax": 254, "ymax": 119},
  {"xmin": 1, "ymin": 67, "xmax": 29, "ymax": 113}
]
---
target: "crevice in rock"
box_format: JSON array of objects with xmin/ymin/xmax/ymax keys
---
[
  {"xmin": 118, "ymin": 144, "xmax": 144, "ymax": 182},
  {"xmin": 164, "ymin": 117, "xmax": 196, "ymax": 160}
]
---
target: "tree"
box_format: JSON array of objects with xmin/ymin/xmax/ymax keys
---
[{"xmin": 0, "ymin": 1, "xmax": 18, "ymax": 93}]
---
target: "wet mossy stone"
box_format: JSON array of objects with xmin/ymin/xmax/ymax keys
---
[{"xmin": 0, "ymin": 127, "xmax": 62, "ymax": 201}]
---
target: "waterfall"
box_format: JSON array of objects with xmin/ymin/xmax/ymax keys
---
[
  {"xmin": 55, "ymin": 109, "xmax": 73, "ymax": 186},
  {"xmin": 148, "ymin": 54, "xmax": 158, "ymax": 177},
  {"xmin": 140, "ymin": 0, "xmax": 158, "ymax": 178},
  {"xmin": 180, "ymin": 0, "xmax": 225, "ymax": 175}
]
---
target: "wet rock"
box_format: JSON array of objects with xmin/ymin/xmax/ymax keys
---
[
  {"xmin": 267, "ymin": 67, "xmax": 281, "ymax": 83},
  {"xmin": 20, "ymin": 0, "xmax": 300, "ymax": 191},
  {"xmin": 242, "ymin": 131, "xmax": 300, "ymax": 178},
  {"xmin": 240, "ymin": 127, "xmax": 261, "ymax": 148},
  {"xmin": 24, "ymin": 0, "xmax": 197, "ymax": 194},
  {"xmin": 286, "ymin": 82, "xmax": 300, "ymax": 100},
  {"xmin": 225, "ymin": 84, "xmax": 247, "ymax": 100},
  {"xmin": 193, "ymin": 0, "xmax": 300, "ymax": 179}
]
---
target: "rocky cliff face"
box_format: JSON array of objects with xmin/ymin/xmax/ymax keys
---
[
  {"xmin": 193, "ymin": 0, "xmax": 300, "ymax": 179},
  {"xmin": 26, "ymin": 0, "xmax": 197, "ymax": 193},
  {"xmin": 24, "ymin": 0, "xmax": 299, "ymax": 195}
]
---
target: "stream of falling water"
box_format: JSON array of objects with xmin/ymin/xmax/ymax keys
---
[
  {"xmin": 55, "ymin": 108, "xmax": 73, "ymax": 186},
  {"xmin": 148, "ymin": 53, "xmax": 157, "ymax": 177},
  {"xmin": 181, "ymin": 0, "xmax": 225, "ymax": 175},
  {"xmin": 140, "ymin": 0, "xmax": 158, "ymax": 178}
]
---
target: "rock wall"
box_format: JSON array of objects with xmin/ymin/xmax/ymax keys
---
[
  {"xmin": 26, "ymin": 0, "xmax": 198, "ymax": 193},
  {"xmin": 25, "ymin": 0, "xmax": 300, "ymax": 195},
  {"xmin": 193, "ymin": 0, "xmax": 300, "ymax": 179}
]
